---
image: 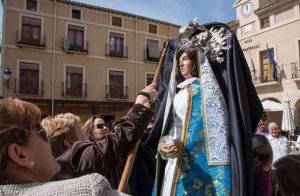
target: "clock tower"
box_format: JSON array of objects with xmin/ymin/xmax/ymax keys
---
[
  {"xmin": 233, "ymin": 0, "xmax": 274, "ymax": 38},
  {"xmin": 234, "ymin": 0, "xmax": 258, "ymax": 37}
]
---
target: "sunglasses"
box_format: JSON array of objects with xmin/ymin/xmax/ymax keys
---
[
  {"xmin": 253, "ymin": 151, "xmax": 269, "ymax": 162},
  {"xmin": 34, "ymin": 125, "xmax": 48, "ymax": 142},
  {"xmin": 18, "ymin": 124, "xmax": 48, "ymax": 143},
  {"xmin": 91, "ymin": 115, "xmax": 107, "ymax": 129},
  {"xmin": 95, "ymin": 123, "xmax": 104, "ymax": 129},
  {"xmin": 1, "ymin": 123, "xmax": 48, "ymax": 144}
]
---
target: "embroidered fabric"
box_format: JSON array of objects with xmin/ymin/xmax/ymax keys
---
[{"xmin": 199, "ymin": 52, "xmax": 231, "ymax": 165}]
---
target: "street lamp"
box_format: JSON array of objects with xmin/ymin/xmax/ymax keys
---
[{"xmin": 4, "ymin": 68, "xmax": 12, "ymax": 89}]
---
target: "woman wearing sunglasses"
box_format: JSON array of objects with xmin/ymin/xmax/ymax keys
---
[
  {"xmin": 0, "ymin": 97, "xmax": 123, "ymax": 195},
  {"xmin": 253, "ymin": 135, "xmax": 273, "ymax": 196},
  {"xmin": 43, "ymin": 83, "xmax": 156, "ymax": 189},
  {"xmin": 83, "ymin": 115, "xmax": 110, "ymax": 141}
]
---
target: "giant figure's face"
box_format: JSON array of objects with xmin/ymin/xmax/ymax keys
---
[{"xmin": 179, "ymin": 52, "xmax": 193, "ymax": 79}]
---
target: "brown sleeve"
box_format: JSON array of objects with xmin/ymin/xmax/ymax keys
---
[{"xmin": 66, "ymin": 104, "xmax": 154, "ymax": 177}]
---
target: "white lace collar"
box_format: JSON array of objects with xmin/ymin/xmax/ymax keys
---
[{"xmin": 177, "ymin": 77, "xmax": 198, "ymax": 89}]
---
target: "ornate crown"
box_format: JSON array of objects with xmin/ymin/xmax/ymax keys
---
[{"xmin": 178, "ymin": 19, "xmax": 232, "ymax": 63}]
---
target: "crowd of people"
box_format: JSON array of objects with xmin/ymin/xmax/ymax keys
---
[
  {"xmin": 253, "ymin": 119, "xmax": 299, "ymax": 196},
  {"xmin": 0, "ymin": 83, "xmax": 157, "ymax": 195},
  {"xmin": 0, "ymin": 97, "xmax": 298, "ymax": 194}
]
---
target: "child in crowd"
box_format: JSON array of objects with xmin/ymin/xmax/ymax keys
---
[{"xmin": 253, "ymin": 135, "xmax": 273, "ymax": 196}]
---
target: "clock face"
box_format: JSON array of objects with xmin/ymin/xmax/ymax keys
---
[{"xmin": 241, "ymin": 2, "xmax": 254, "ymax": 17}]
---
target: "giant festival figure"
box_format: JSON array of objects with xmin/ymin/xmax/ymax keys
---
[{"xmin": 149, "ymin": 20, "xmax": 263, "ymax": 196}]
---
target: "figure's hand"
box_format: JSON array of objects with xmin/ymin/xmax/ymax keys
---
[{"xmin": 159, "ymin": 140, "xmax": 180, "ymax": 159}]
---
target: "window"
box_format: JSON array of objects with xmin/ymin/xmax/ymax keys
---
[
  {"xmin": 108, "ymin": 70, "xmax": 126, "ymax": 99},
  {"xmin": 146, "ymin": 73, "xmax": 154, "ymax": 85},
  {"xmin": 112, "ymin": 16, "xmax": 122, "ymax": 27},
  {"xmin": 149, "ymin": 24, "xmax": 157, "ymax": 34},
  {"xmin": 244, "ymin": 24, "xmax": 253, "ymax": 33},
  {"xmin": 20, "ymin": 16, "xmax": 43, "ymax": 46},
  {"xmin": 65, "ymin": 66, "xmax": 84, "ymax": 97},
  {"xmin": 108, "ymin": 32, "xmax": 124, "ymax": 58},
  {"xmin": 67, "ymin": 25, "xmax": 85, "ymax": 52},
  {"xmin": 260, "ymin": 48, "xmax": 275, "ymax": 82},
  {"xmin": 26, "ymin": 0, "xmax": 37, "ymax": 11},
  {"xmin": 18, "ymin": 62, "xmax": 40, "ymax": 95},
  {"xmin": 260, "ymin": 17, "xmax": 270, "ymax": 29},
  {"xmin": 72, "ymin": 9, "xmax": 81, "ymax": 20},
  {"xmin": 145, "ymin": 39, "xmax": 159, "ymax": 62}
]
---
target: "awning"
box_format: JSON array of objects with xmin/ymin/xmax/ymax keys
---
[{"xmin": 262, "ymin": 100, "xmax": 295, "ymax": 112}]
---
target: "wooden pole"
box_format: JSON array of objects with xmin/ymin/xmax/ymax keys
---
[{"xmin": 117, "ymin": 41, "xmax": 169, "ymax": 192}]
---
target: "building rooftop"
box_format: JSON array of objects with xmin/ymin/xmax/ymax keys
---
[
  {"xmin": 254, "ymin": 0, "xmax": 293, "ymax": 14},
  {"xmin": 59, "ymin": 0, "xmax": 181, "ymax": 28},
  {"xmin": 227, "ymin": 19, "xmax": 239, "ymax": 26}
]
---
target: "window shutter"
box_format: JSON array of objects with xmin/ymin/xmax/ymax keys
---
[
  {"xmin": 147, "ymin": 39, "xmax": 160, "ymax": 58},
  {"xmin": 22, "ymin": 16, "xmax": 41, "ymax": 26},
  {"xmin": 112, "ymin": 17, "xmax": 122, "ymax": 27},
  {"xmin": 20, "ymin": 62, "xmax": 39, "ymax": 70},
  {"xmin": 66, "ymin": 66, "xmax": 83, "ymax": 74}
]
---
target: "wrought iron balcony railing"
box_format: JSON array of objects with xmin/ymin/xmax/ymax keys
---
[
  {"xmin": 106, "ymin": 44, "xmax": 128, "ymax": 58},
  {"xmin": 106, "ymin": 85, "xmax": 128, "ymax": 99},
  {"xmin": 291, "ymin": 61, "xmax": 300, "ymax": 79},
  {"xmin": 251, "ymin": 66, "xmax": 281, "ymax": 84},
  {"xmin": 62, "ymin": 82, "xmax": 87, "ymax": 97},
  {"xmin": 16, "ymin": 30, "xmax": 46, "ymax": 48},
  {"xmin": 62, "ymin": 37, "xmax": 88, "ymax": 54},
  {"xmin": 15, "ymin": 79, "xmax": 44, "ymax": 95}
]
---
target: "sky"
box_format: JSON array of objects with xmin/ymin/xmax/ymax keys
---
[
  {"xmin": 73, "ymin": 0, "xmax": 237, "ymax": 25},
  {"xmin": 0, "ymin": 0, "xmax": 237, "ymax": 41}
]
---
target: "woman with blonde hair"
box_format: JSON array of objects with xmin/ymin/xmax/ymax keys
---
[
  {"xmin": 0, "ymin": 97, "xmax": 121, "ymax": 195},
  {"xmin": 41, "ymin": 113, "xmax": 88, "ymax": 157}
]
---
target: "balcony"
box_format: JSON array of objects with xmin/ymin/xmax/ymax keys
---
[
  {"xmin": 291, "ymin": 61, "xmax": 300, "ymax": 80},
  {"xmin": 62, "ymin": 82, "xmax": 87, "ymax": 97},
  {"xmin": 106, "ymin": 85, "xmax": 128, "ymax": 99},
  {"xmin": 15, "ymin": 79, "xmax": 44, "ymax": 95},
  {"xmin": 62, "ymin": 37, "xmax": 88, "ymax": 54},
  {"xmin": 144, "ymin": 49, "xmax": 159, "ymax": 62},
  {"xmin": 106, "ymin": 44, "xmax": 128, "ymax": 59},
  {"xmin": 251, "ymin": 67, "xmax": 281, "ymax": 87},
  {"xmin": 16, "ymin": 30, "xmax": 46, "ymax": 48}
]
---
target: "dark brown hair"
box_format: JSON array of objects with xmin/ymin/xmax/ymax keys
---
[
  {"xmin": 175, "ymin": 46, "xmax": 199, "ymax": 83},
  {"xmin": 273, "ymin": 154, "xmax": 300, "ymax": 195},
  {"xmin": 252, "ymin": 135, "xmax": 273, "ymax": 167}
]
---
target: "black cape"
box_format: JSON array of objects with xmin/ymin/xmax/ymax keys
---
[{"xmin": 127, "ymin": 132, "xmax": 157, "ymax": 196}]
